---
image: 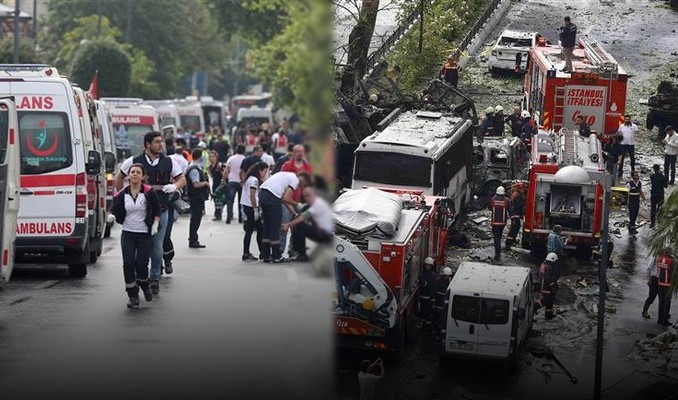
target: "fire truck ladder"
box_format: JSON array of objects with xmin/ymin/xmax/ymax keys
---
[
  {"xmin": 559, "ymin": 129, "xmax": 580, "ymax": 166},
  {"xmin": 582, "ymin": 39, "xmax": 618, "ymax": 79},
  {"xmin": 553, "ymin": 87, "xmax": 566, "ymax": 132}
]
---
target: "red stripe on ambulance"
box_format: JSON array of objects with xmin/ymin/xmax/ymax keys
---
[{"xmin": 20, "ymin": 174, "xmax": 75, "ymax": 188}]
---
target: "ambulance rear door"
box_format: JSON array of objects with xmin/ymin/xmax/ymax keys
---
[{"xmin": 0, "ymin": 98, "xmax": 19, "ymax": 282}]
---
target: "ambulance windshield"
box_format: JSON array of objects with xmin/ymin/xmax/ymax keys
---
[
  {"xmin": 354, "ymin": 152, "xmax": 431, "ymax": 188},
  {"xmin": 18, "ymin": 112, "xmax": 73, "ymax": 175},
  {"xmin": 180, "ymin": 116, "xmax": 201, "ymax": 132},
  {"xmin": 160, "ymin": 116, "xmax": 177, "ymax": 127},
  {"xmin": 112, "ymin": 123, "xmax": 154, "ymax": 157}
]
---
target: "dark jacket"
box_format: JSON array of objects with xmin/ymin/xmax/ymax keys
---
[
  {"xmin": 509, "ymin": 192, "xmax": 525, "ymax": 218},
  {"xmin": 559, "ymin": 23, "xmax": 577, "ymax": 48},
  {"xmin": 578, "ymin": 121, "xmax": 591, "ymax": 137},
  {"xmin": 112, "ymin": 185, "xmax": 161, "ymax": 234},
  {"xmin": 505, "ymin": 114, "xmax": 523, "ymax": 137},
  {"xmin": 650, "ymin": 172, "xmax": 668, "ymax": 200}
]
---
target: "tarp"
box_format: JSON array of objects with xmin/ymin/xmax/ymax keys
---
[{"xmin": 333, "ymin": 188, "xmax": 402, "ymax": 238}]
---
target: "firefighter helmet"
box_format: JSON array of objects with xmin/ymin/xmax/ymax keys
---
[
  {"xmin": 496, "ymin": 186, "xmax": 505, "ymax": 195},
  {"xmin": 485, "ymin": 106, "xmax": 495, "ymax": 114},
  {"xmin": 521, "ymin": 110, "xmax": 531, "ymax": 118},
  {"xmin": 442, "ymin": 267, "xmax": 453, "ymax": 276},
  {"xmin": 495, "ymin": 105, "xmax": 504, "ymax": 113},
  {"xmin": 424, "ymin": 257, "xmax": 434, "ymax": 266},
  {"xmin": 546, "ymin": 252, "xmax": 558, "ymax": 262}
]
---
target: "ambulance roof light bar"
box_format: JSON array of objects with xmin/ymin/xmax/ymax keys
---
[
  {"xmin": 100, "ymin": 97, "xmax": 144, "ymax": 105},
  {"xmin": 0, "ymin": 64, "xmax": 59, "ymax": 77}
]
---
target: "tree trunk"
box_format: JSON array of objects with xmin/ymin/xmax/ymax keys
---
[{"xmin": 340, "ymin": 0, "xmax": 380, "ymax": 95}]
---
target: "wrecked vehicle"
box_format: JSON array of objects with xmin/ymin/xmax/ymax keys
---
[
  {"xmin": 645, "ymin": 80, "xmax": 678, "ymax": 141},
  {"xmin": 472, "ymin": 136, "xmax": 530, "ymax": 196},
  {"xmin": 488, "ymin": 30, "xmax": 540, "ymax": 74}
]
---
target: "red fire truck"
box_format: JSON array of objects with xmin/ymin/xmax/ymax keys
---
[
  {"xmin": 523, "ymin": 38, "xmax": 627, "ymax": 141},
  {"xmin": 522, "ymin": 128, "xmax": 606, "ymax": 257},
  {"xmin": 332, "ymin": 187, "xmax": 453, "ymax": 354}
]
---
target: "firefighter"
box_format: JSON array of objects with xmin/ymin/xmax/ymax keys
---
[
  {"xmin": 506, "ymin": 182, "xmax": 525, "ymax": 248},
  {"xmin": 439, "ymin": 54, "xmax": 462, "ymax": 88},
  {"xmin": 493, "ymin": 105, "xmax": 506, "ymax": 136},
  {"xmin": 520, "ymin": 111, "xmax": 537, "ymax": 152},
  {"xmin": 489, "ymin": 186, "xmax": 509, "ymax": 262},
  {"xmin": 547, "ymin": 225, "xmax": 565, "ymax": 280},
  {"xmin": 506, "ymin": 106, "xmax": 523, "ymax": 138},
  {"xmin": 627, "ymin": 170, "xmax": 646, "ymax": 234},
  {"xmin": 534, "ymin": 253, "xmax": 558, "ymax": 320},
  {"xmin": 434, "ymin": 267, "xmax": 453, "ymax": 334},
  {"xmin": 419, "ymin": 257, "xmax": 437, "ymax": 333},
  {"xmin": 656, "ymin": 248, "xmax": 674, "ymax": 327},
  {"xmin": 480, "ymin": 107, "xmax": 495, "ymax": 137}
]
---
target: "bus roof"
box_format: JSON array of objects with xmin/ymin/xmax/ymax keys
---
[
  {"xmin": 449, "ymin": 262, "xmax": 530, "ymax": 298},
  {"xmin": 357, "ymin": 110, "xmax": 471, "ymax": 160},
  {"xmin": 530, "ymin": 39, "xmax": 627, "ymax": 79}
]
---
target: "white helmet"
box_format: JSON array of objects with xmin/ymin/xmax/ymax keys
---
[
  {"xmin": 495, "ymin": 105, "xmax": 504, "ymax": 113},
  {"xmin": 442, "ymin": 267, "xmax": 453, "ymax": 276},
  {"xmin": 369, "ymin": 93, "xmax": 379, "ymax": 103},
  {"xmin": 197, "ymin": 141, "xmax": 207, "ymax": 149},
  {"xmin": 496, "ymin": 186, "xmax": 505, "ymax": 195},
  {"xmin": 521, "ymin": 110, "xmax": 531, "ymax": 118},
  {"xmin": 546, "ymin": 252, "xmax": 558, "ymax": 262},
  {"xmin": 485, "ymin": 106, "xmax": 495, "ymax": 114},
  {"xmin": 424, "ymin": 257, "xmax": 434, "ymax": 266}
]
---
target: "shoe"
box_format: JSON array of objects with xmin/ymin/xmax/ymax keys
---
[
  {"xmin": 164, "ymin": 260, "xmax": 173, "ymax": 274},
  {"xmin": 259, "ymin": 254, "xmax": 264, "ymax": 260},
  {"xmin": 225, "ymin": 219, "xmax": 231, "ymax": 224},
  {"xmin": 272, "ymin": 257, "xmax": 289, "ymax": 263},
  {"xmin": 242, "ymin": 253, "xmax": 258, "ymax": 262},
  {"xmin": 127, "ymin": 297, "xmax": 140, "ymax": 308},
  {"xmin": 642, "ymin": 310, "xmax": 651, "ymax": 319},
  {"xmin": 290, "ymin": 254, "xmax": 309, "ymax": 262},
  {"xmin": 212, "ymin": 217, "xmax": 221, "ymax": 221},
  {"xmin": 150, "ymin": 280, "xmax": 160, "ymax": 295},
  {"xmin": 262, "ymin": 258, "xmax": 272, "ymax": 263},
  {"xmin": 189, "ymin": 242, "xmax": 206, "ymax": 248},
  {"xmin": 142, "ymin": 287, "xmax": 153, "ymax": 302},
  {"xmin": 288, "ymin": 251, "xmax": 300, "ymax": 259}
]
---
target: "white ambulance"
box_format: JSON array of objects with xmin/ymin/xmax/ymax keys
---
[
  {"xmin": 101, "ymin": 98, "xmax": 159, "ymax": 159},
  {"xmin": 144, "ymin": 100, "xmax": 181, "ymax": 130},
  {"xmin": 0, "ymin": 98, "xmax": 20, "ymax": 283},
  {"xmin": 94, "ymin": 100, "xmax": 117, "ymax": 238},
  {"xmin": 174, "ymin": 99, "xmax": 205, "ymax": 146},
  {"xmin": 0, "ymin": 65, "xmax": 103, "ymax": 277}
]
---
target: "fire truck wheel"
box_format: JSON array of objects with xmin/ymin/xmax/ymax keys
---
[{"xmin": 68, "ymin": 263, "xmax": 87, "ymax": 278}]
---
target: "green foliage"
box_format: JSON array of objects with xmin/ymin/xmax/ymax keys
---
[
  {"xmin": 388, "ymin": 0, "xmax": 489, "ymax": 93},
  {"xmin": 129, "ymin": 48, "xmax": 160, "ymax": 100},
  {"xmin": 55, "ymin": 15, "xmax": 122, "ymax": 71},
  {"xmin": 649, "ymin": 189, "xmax": 678, "ymax": 291},
  {"xmin": 205, "ymin": 0, "xmax": 285, "ymax": 45},
  {"xmin": 71, "ymin": 39, "xmax": 131, "ymax": 97},
  {"xmin": 0, "ymin": 38, "xmax": 43, "ymax": 64}
]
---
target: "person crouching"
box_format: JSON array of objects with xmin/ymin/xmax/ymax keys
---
[{"xmin": 281, "ymin": 187, "xmax": 334, "ymax": 262}]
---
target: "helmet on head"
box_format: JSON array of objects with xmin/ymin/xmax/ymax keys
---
[
  {"xmin": 197, "ymin": 141, "xmax": 207, "ymax": 149},
  {"xmin": 496, "ymin": 186, "xmax": 505, "ymax": 195},
  {"xmin": 442, "ymin": 267, "xmax": 453, "ymax": 276},
  {"xmin": 546, "ymin": 252, "xmax": 558, "ymax": 262},
  {"xmin": 424, "ymin": 257, "xmax": 434, "ymax": 266},
  {"xmin": 485, "ymin": 106, "xmax": 495, "ymax": 114},
  {"xmin": 521, "ymin": 110, "xmax": 531, "ymax": 118},
  {"xmin": 495, "ymin": 105, "xmax": 504, "ymax": 113}
]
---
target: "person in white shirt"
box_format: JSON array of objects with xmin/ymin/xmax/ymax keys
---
[
  {"xmin": 281, "ymin": 187, "xmax": 334, "ymax": 262},
  {"xmin": 662, "ymin": 125, "xmax": 678, "ymax": 185},
  {"xmin": 259, "ymin": 171, "xmax": 311, "ymax": 262},
  {"xmin": 223, "ymin": 144, "xmax": 246, "ymax": 223},
  {"xmin": 357, "ymin": 358, "xmax": 385, "ymax": 400},
  {"xmin": 642, "ymin": 255, "xmax": 660, "ymax": 319},
  {"xmin": 617, "ymin": 114, "xmax": 639, "ymax": 179},
  {"xmin": 260, "ymin": 143, "xmax": 276, "ymax": 172},
  {"xmin": 241, "ymin": 162, "xmax": 269, "ymax": 261}
]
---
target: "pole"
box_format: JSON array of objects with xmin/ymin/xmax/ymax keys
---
[
  {"xmin": 97, "ymin": 0, "xmax": 103, "ymax": 38},
  {"xmin": 12, "ymin": 0, "xmax": 21, "ymax": 64},
  {"xmin": 32, "ymin": 0, "xmax": 37, "ymax": 38},
  {"xmin": 125, "ymin": 0, "xmax": 132, "ymax": 43},
  {"xmin": 593, "ymin": 173, "xmax": 611, "ymax": 400},
  {"xmin": 418, "ymin": 0, "xmax": 424, "ymax": 53}
]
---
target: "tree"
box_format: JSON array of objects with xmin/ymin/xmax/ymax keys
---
[
  {"xmin": 205, "ymin": 0, "xmax": 285, "ymax": 45},
  {"xmin": 71, "ymin": 40, "xmax": 132, "ymax": 98},
  {"xmin": 649, "ymin": 190, "xmax": 678, "ymax": 290},
  {"xmin": 339, "ymin": 0, "xmax": 380, "ymax": 94},
  {"xmin": 0, "ymin": 38, "xmax": 43, "ymax": 64},
  {"xmin": 54, "ymin": 15, "xmax": 122, "ymax": 72}
]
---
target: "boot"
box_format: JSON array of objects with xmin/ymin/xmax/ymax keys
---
[
  {"xmin": 642, "ymin": 309, "xmax": 651, "ymax": 319},
  {"xmin": 139, "ymin": 280, "xmax": 153, "ymax": 302},
  {"xmin": 150, "ymin": 280, "xmax": 160, "ymax": 295},
  {"xmin": 126, "ymin": 286, "xmax": 140, "ymax": 308}
]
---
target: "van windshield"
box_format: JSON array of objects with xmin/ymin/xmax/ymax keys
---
[
  {"xmin": 18, "ymin": 112, "xmax": 73, "ymax": 175},
  {"xmin": 451, "ymin": 295, "xmax": 510, "ymax": 325},
  {"xmin": 240, "ymin": 117, "xmax": 270, "ymax": 127},
  {"xmin": 354, "ymin": 151, "xmax": 431, "ymax": 188},
  {"xmin": 498, "ymin": 36, "xmax": 533, "ymax": 48},
  {"xmin": 180, "ymin": 116, "xmax": 201, "ymax": 132},
  {"xmin": 0, "ymin": 109, "xmax": 8, "ymax": 164},
  {"xmin": 160, "ymin": 117, "xmax": 177, "ymax": 127},
  {"xmin": 112, "ymin": 123, "xmax": 154, "ymax": 158}
]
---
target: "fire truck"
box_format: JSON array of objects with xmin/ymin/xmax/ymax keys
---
[
  {"xmin": 332, "ymin": 187, "xmax": 453, "ymax": 354},
  {"xmin": 523, "ymin": 38, "xmax": 627, "ymax": 141},
  {"xmin": 522, "ymin": 128, "xmax": 606, "ymax": 257}
]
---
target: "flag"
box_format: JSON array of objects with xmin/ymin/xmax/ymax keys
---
[{"xmin": 87, "ymin": 70, "xmax": 99, "ymax": 100}]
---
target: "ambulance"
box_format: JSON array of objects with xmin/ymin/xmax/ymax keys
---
[
  {"xmin": 94, "ymin": 100, "xmax": 117, "ymax": 238},
  {"xmin": 0, "ymin": 65, "xmax": 103, "ymax": 277},
  {"xmin": 175, "ymin": 99, "xmax": 205, "ymax": 146},
  {"xmin": 101, "ymin": 98, "xmax": 160, "ymax": 159},
  {"xmin": 0, "ymin": 98, "xmax": 20, "ymax": 283},
  {"xmin": 144, "ymin": 100, "xmax": 181, "ymax": 130}
]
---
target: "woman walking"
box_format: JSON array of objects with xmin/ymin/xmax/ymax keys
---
[
  {"xmin": 112, "ymin": 163, "xmax": 161, "ymax": 308},
  {"xmin": 208, "ymin": 150, "xmax": 225, "ymax": 221},
  {"xmin": 241, "ymin": 161, "xmax": 268, "ymax": 261}
]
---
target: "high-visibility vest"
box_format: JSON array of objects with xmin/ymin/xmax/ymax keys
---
[
  {"xmin": 490, "ymin": 196, "xmax": 509, "ymax": 226},
  {"xmin": 657, "ymin": 256, "xmax": 673, "ymax": 287},
  {"xmin": 245, "ymin": 134, "xmax": 258, "ymax": 153},
  {"xmin": 275, "ymin": 134, "xmax": 288, "ymax": 154}
]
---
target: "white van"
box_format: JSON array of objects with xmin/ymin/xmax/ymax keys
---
[
  {"xmin": 0, "ymin": 98, "xmax": 20, "ymax": 283},
  {"xmin": 0, "ymin": 65, "xmax": 103, "ymax": 277},
  {"xmin": 144, "ymin": 100, "xmax": 180, "ymax": 130},
  {"xmin": 94, "ymin": 100, "xmax": 117, "ymax": 237},
  {"xmin": 236, "ymin": 106, "xmax": 273, "ymax": 128},
  {"xmin": 101, "ymin": 98, "xmax": 159, "ymax": 159},
  {"xmin": 440, "ymin": 262, "xmax": 533, "ymax": 364}
]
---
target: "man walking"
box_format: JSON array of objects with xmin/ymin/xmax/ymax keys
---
[
  {"xmin": 656, "ymin": 249, "xmax": 674, "ymax": 327},
  {"xmin": 506, "ymin": 182, "xmax": 525, "ymax": 248},
  {"xmin": 115, "ymin": 131, "xmax": 185, "ymax": 295},
  {"xmin": 603, "ymin": 134, "xmax": 622, "ymax": 186},
  {"xmin": 224, "ymin": 144, "xmax": 246, "ymax": 224},
  {"xmin": 534, "ymin": 253, "xmax": 559, "ymax": 320},
  {"xmin": 627, "ymin": 170, "xmax": 645, "ymax": 234},
  {"xmin": 489, "ymin": 186, "xmax": 509, "ymax": 262},
  {"xmin": 617, "ymin": 115, "xmax": 639, "ymax": 179},
  {"xmin": 186, "ymin": 149, "xmax": 210, "ymax": 248},
  {"xmin": 662, "ymin": 126, "xmax": 678, "ymax": 185},
  {"xmin": 559, "ymin": 16, "xmax": 577, "ymax": 73},
  {"xmin": 419, "ymin": 257, "xmax": 437, "ymax": 333},
  {"xmin": 650, "ymin": 164, "xmax": 668, "ymax": 229},
  {"xmin": 642, "ymin": 254, "xmax": 660, "ymax": 319}
]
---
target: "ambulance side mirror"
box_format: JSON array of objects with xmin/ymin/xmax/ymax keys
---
[
  {"xmin": 86, "ymin": 150, "xmax": 101, "ymax": 175},
  {"xmin": 104, "ymin": 152, "xmax": 116, "ymax": 174}
]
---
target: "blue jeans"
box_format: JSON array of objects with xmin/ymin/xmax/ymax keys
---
[
  {"xmin": 151, "ymin": 209, "xmax": 169, "ymax": 281},
  {"xmin": 226, "ymin": 181, "xmax": 242, "ymax": 222}
]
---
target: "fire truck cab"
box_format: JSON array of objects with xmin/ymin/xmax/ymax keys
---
[
  {"xmin": 523, "ymin": 128, "xmax": 606, "ymax": 257},
  {"xmin": 523, "ymin": 38, "xmax": 627, "ymax": 141}
]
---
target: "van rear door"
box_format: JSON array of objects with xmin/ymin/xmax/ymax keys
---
[
  {"xmin": 476, "ymin": 296, "xmax": 512, "ymax": 358},
  {"xmin": 447, "ymin": 294, "xmax": 480, "ymax": 354},
  {"xmin": 0, "ymin": 98, "xmax": 19, "ymax": 281}
]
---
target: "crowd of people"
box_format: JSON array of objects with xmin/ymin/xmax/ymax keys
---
[{"xmin": 111, "ymin": 120, "xmax": 334, "ymax": 308}]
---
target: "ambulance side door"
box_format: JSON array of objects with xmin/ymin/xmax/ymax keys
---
[{"xmin": 0, "ymin": 98, "xmax": 20, "ymax": 282}]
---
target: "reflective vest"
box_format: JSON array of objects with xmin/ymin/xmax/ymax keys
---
[
  {"xmin": 657, "ymin": 256, "xmax": 673, "ymax": 287},
  {"xmin": 275, "ymin": 134, "xmax": 288, "ymax": 154},
  {"xmin": 245, "ymin": 134, "xmax": 258, "ymax": 153},
  {"xmin": 490, "ymin": 196, "xmax": 509, "ymax": 226}
]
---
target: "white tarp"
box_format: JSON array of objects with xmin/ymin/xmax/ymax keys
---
[{"xmin": 333, "ymin": 188, "xmax": 402, "ymax": 238}]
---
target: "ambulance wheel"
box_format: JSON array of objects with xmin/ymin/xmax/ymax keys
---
[{"xmin": 68, "ymin": 263, "xmax": 87, "ymax": 278}]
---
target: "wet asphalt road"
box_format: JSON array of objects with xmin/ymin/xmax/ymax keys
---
[{"xmin": 0, "ymin": 203, "xmax": 333, "ymax": 400}]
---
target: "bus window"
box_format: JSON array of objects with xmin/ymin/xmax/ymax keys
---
[{"xmin": 354, "ymin": 152, "xmax": 431, "ymax": 188}]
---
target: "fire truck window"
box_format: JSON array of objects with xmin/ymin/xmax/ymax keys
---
[
  {"xmin": 451, "ymin": 295, "xmax": 481, "ymax": 323},
  {"xmin": 479, "ymin": 298, "xmax": 510, "ymax": 325},
  {"xmin": 489, "ymin": 149, "xmax": 508, "ymax": 165},
  {"xmin": 18, "ymin": 112, "xmax": 73, "ymax": 175},
  {"xmin": 498, "ymin": 36, "xmax": 533, "ymax": 48},
  {"xmin": 0, "ymin": 109, "xmax": 8, "ymax": 164},
  {"xmin": 354, "ymin": 152, "xmax": 431, "ymax": 188}
]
